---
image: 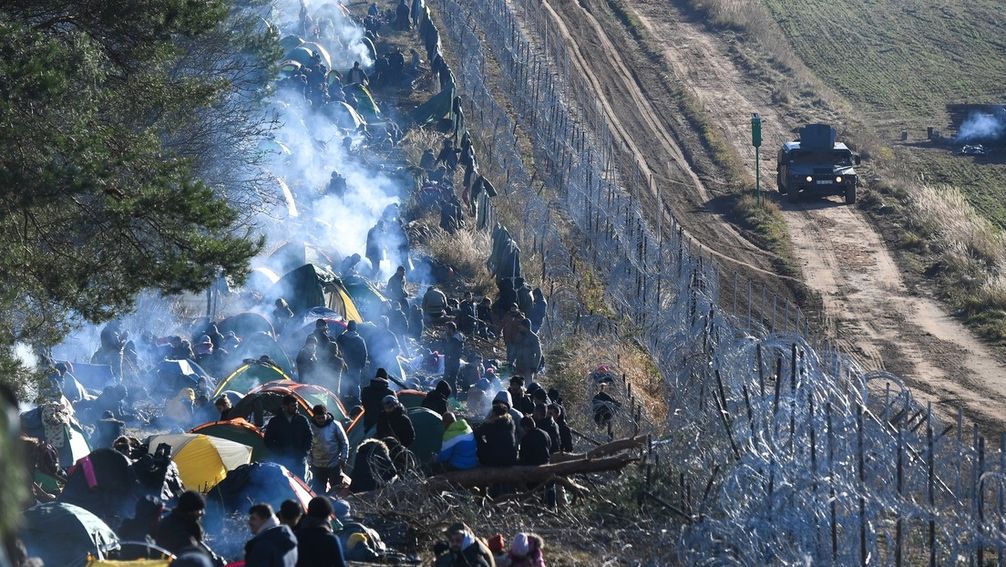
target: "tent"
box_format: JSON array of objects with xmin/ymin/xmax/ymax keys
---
[
  {"xmin": 66, "ymin": 363, "xmax": 116, "ymax": 391},
  {"xmin": 271, "ymin": 264, "xmax": 363, "ymax": 323},
  {"xmin": 213, "ymin": 361, "xmax": 292, "ymax": 398},
  {"xmin": 204, "ymin": 463, "xmax": 313, "ymax": 534},
  {"xmin": 324, "ymin": 101, "xmax": 367, "ymax": 130},
  {"xmin": 147, "ymin": 434, "xmax": 253, "ymax": 493},
  {"xmin": 20, "ymin": 403, "xmax": 92, "ymax": 468},
  {"xmin": 406, "ymin": 406, "xmax": 445, "ymax": 465},
  {"xmin": 156, "ymin": 359, "xmax": 213, "ymax": 392},
  {"xmin": 343, "ymin": 83, "xmax": 380, "ymax": 119},
  {"xmin": 339, "ymin": 275, "xmax": 390, "ymax": 321},
  {"xmin": 411, "ymin": 87, "xmax": 454, "ymax": 126},
  {"xmin": 397, "ymin": 389, "xmax": 427, "ymax": 409},
  {"xmin": 279, "ymin": 35, "xmax": 304, "ymax": 52},
  {"xmin": 230, "ymin": 331, "xmax": 294, "ymax": 376},
  {"xmin": 285, "ymin": 45, "xmax": 317, "ymax": 67},
  {"xmin": 191, "ymin": 418, "xmax": 267, "ymax": 461},
  {"xmin": 231, "ymin": 381, "xmax": 354, "ymax": 427},
  {"xmin": 21, "ymin": 503, "xmax": 120, "ymax": 567},
  {"xmin": 217, "ymin": 312, "xmax": 275, "ymax": 339},
  {"xmin": 59, "ymin": 449, "xmax": 137, "ymax": 526},
  {"xmin": 267, "ymin": 241, "xmax": 335, "ymax": 277},
  {"xmin": 300, "ymin": 42, "xmax": 333, "ymax": 69}
]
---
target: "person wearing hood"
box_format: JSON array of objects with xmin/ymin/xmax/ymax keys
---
[
  {"xmin": 422, "ymin": 379, "xmax": 452, "ymax": 415},
  {"xmin": 502, "ymin": 532, "xmax": 545, "ymax": 567},
  {"xmin": 512, "ymin": 321, "xmax": 543, "ymax": 381},
  {"xmin": 309, "ymin": 404, "xmax": 349, "ymax": 494},
  {"xmin": 360, "ymin": 369, "xmax": 395, "ymax": 430},
  {"xmin": 443, "ymin": 322, "xmax": 464, "ymax": 390},
  {"xmin": 246, "ymin": 504, "xmax": 298, "ymax": 567},
  {"xmin": 529, "ymin": 289, "xmax": 547, "ymax": 334},
  {"xmin": 376, "ymin": 395, "xmax": 415, "ymax": 448},
  {"xmin": 296, "ymin": 337, "xmax": 319, "ymax": 383},
  {"xmin": 517, "ymin": 417, "xmax": 550, "ymax": 466},
  {"xmin": 295, "ymin": 497, "xmax": 347, "ymax": 567},
  {"xmin": 490, "ymin": 389, "xmax": 526, "ymax": 439},
  {"xmin": 349, "ymin": 438, "xmax": 396, "ymax": 493},
  {"xmin": 272, "ymin": 299, "xmax": 295, "ymax": 334},
  {"xmin": 475, "ymin": 404, "xmax": 517, "ymax": 467},
  {"xmin": 436, "ymin": 412, "xmax": 478, "ymax": 471},
  {"xmin": 264, "ymin": 395, "xmax": 314, "ymax": 479},
  {"xmin": 506, "ymin": 376, "xmax": 535, "ymax": 416},
  {"xmin": 434, "ymin": 523, "xmax": 495, "ymax": 567}
]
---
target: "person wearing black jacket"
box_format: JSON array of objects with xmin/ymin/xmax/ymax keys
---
[
  {"xmin": 264, "ymin": 396, "xmax": 314, "ymax": 479},
  {"xmin": 119, "ymin": 496, "xmax": 164, "ymax": 542},
  {"xmin": 548, "ymin": 404, "xmax": 573, "ymax": 453},
  {"xmin": 421, "ymin": 380, "xmax": 452, "ymax": 415},
  {"xmin": 474, "ymin": 405, "xmax": 517, "ymax": 467},
  {"xmin": 507, "ymin": 376, "xmax": 535, "ymax": 416},
  {"xmin": 246, "ymin": 504, "xmax": 298, "ymax": 567},
  {"xmin": 359, "ymin": 370, "xmax": 394, "ymax": 430},
  {"xmin": 532, "ymin": 404, "xmax": 561, "ymax": 455},
  {"xmin": 376, "ymin": 396, "xmax": 416, "ymax": 447},
  {"xmin": 336, "ymin": 321, "xmax": 368, "ymax": 387},
  {"xmin": 517, "ymin": 417, "xmax": 550, "ymax": 466},
  {"xmin": 349, "ymin": 439, "xmax": 396, "ymax": 493},
  {"xmin": 156, "ymin": 491, "xmax": 222, "ymax": 564},
  {"xmin": 295, "ymin": 497, "xmax": 347, "ymax": 567}
]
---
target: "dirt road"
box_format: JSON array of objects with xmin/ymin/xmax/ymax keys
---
[{"xmin": 537, "ymin": 0, "xmax": 1006, "ymax": 428}]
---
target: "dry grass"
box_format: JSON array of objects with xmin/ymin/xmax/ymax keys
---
[{"xmin": 419, "ymin": 226, "xmax": 496, "ymax": 296}]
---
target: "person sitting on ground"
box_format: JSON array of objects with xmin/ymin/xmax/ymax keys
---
[
  {"xmin": 501, "ymin": 532, "xmax": 545, "ymax": 567},
  {"xmin": 295, "ymin": 496, "xmax": 348, "ymax": 567},
  {"xmin": 422, "ymin": 379, "xmax": 452, "ymax": 416},
  {"xmin": 360, "ymin": 369, "xmax": 395, "ymax": 430},
  {"xmin": 279, "ymin": 499, "xmax": 303, "ymax": 530},
  {"xmin": 433, "ymin": 523, "xmax": 495, "ymax": 567},
  {"xmin": 245, "ymin": 503, "xmax": 298, "ymax": 567},
  {"xmin": 436, "ymin": 412, "xmax": 478, "ymax": 471},
  {"xmin": 309, "ymin": 404, "xmax": 349, "ymax": 495},
  {"xmin": 475, "ymin": 404, "xmax": 517, "ymax": 467},
  {"xmin": 517, "ymin": 417, "xmax": 550, "ymax": 466},
  {"xmin": 376, "ymin": 395, "xmax": 415, "ymax": 448}
]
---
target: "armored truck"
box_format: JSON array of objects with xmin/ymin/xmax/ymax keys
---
[{"xmin": 777, "ymin": 124, "xmax": 861, "ymax": 204}]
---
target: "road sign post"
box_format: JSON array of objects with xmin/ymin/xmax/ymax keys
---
[{"xmin": 752, "ymin": 113, "xmax": 762, "ymax": 205}]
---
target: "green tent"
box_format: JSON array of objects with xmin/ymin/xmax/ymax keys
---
[
  {"xmin": 343, "ymin": 83, "xmax": 380, "ymax": 120},
  {"xmin": 339, "ymin": 275, "xmax": 390, "ymax": 321},
  {"xmin": 192, "ymin": 418, "xmax": 268, "ymax": 461},
  {"xmin": 407, "ymin": 407, "xmax": 445, "ymax": 465},
  {"xmin": 21, "ymin": 503, "xmax": 120, "ymax": 567},
  {"xmin": 397, "ymin": 389, "xmax": 426, "ymax": 409},
  {"xmin": 213, "ymin": 361, "xmax": 292, "ymax": 397}
]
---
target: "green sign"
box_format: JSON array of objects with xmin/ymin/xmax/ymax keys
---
[{"xmin": 751, "ymin": 113, "xmax": 762, "ymax": 148}]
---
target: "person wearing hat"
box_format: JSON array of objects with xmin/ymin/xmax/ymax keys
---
[
  {"xmin": 422, "ymin": 379, "xmax": 453, "ymax": 416},
  {"xmin": 157, "ymin": 491, "xmax": 221, "ymax": 562},
  {"xmin": 506, "ymin": 376, "xmax": 534, "ymax": 416},
  {"xmin": 264, "ymin": 395, "xmax": 314, "ymax": 478},
  {"xmin": 295, "ymin": 497, "xmax": 347, "ymax": 567},
  {"xmin": 503, "ymin": 532, "xmax": 546, "ymax": 567},
  {"xmin": 434, "ymin": 523, "xmax": 494, "ymax": 567},
  {"xmin": 376, "ymin": 395, "xmax": 415, "ymax": 448},
  {"xmin": 359, "ymin": 369, "xmax": 395, "ymax": 431}
]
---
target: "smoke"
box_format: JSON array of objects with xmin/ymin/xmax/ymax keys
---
[{"xmin": 956, "ymin": 112, "xmax": 1006, "ymax": 143}]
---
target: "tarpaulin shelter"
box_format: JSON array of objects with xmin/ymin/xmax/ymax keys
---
[
  {"xmin": 147, "ymin": 434, "xmax": 253, "ymax": 493},
  {"xmin": 406, "ymin": 407, "xmax": 445, "ymax": 465},
  {"xmin": 204, "ymin": 463, "xmax": 313, "ymax": 534},
  {"xmin": 410, "ymin": 87, "xmax": 454, "ymax": 126},
  {"xmin": 271, "ymin": 264, "xmax": 363, "ymax": 323},
  {"xmin": 21, "ymin": 403, "xmax": 91, "ymax": 468},
  {"xmin": 21, "ymin": 503, "xmax": 120, "ymax": 567},
  {"xmin": 66, "ymin": 363, "xmax": 116, "ymax": 391},
  {"xmin": 191, "ymin": 418, "xmax": 267, "ymax": 461},
  {"xmin": 231, "ymin": 381, "xmax": 355, "ymax": 428},
  {"xmin": 59, "ymin": 449, "xmax": 137, "ymax": 525},
  {"xmin": 213, "ymin": 361, "xmax": 292, "ymax": 398}
]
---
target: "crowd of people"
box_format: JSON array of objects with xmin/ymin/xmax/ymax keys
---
[{"xmin": 8, "ymin": 1, "xmax": 630, "ymax": 566}]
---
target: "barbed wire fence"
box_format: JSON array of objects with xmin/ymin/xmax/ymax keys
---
[{"xmin": 421, "ymin": 0, "xmax": 1006, "ymax": 563}]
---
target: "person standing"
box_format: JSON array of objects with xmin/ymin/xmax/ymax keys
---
[
  {"xmin": 336, "ymin": 321, "xmax": 368, "ymax": 401},
  {"xmin": 264, "ymin": 395, "xmax": 314, "ymax": 479},
  {"xmin": 308, "ymin": 404, "xmax": 349, "ymax": 494},
  {"xmin": 294, "ymin": 497, "xmax": 347, "ymax": 567},
  {"xmin": 246, "ymin": 504, "xmax": 298, "ymax": 567},
  {"xmin": 376, "ymin": 395, "xmax": 416, "ymax": 448}
]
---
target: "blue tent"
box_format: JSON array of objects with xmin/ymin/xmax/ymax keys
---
[{"xmin": 157, "ymin": 359, "xmax": 214, "ymax": 392}]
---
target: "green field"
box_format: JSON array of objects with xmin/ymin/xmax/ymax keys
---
[{"xmin": 763, "ymin": 0, "xmax": 1006, "ymax": 226}]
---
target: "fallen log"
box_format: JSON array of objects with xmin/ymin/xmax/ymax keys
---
[
  {"xmin": 550, "ymin": 434, "xmax": 648, "ymax": 464},
  {"xmin": 426, "ymin": 454, "xmax": 638, "ymax": 491}
]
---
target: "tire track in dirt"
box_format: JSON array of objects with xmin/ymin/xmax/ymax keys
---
[
  {"xmin": 534, "ymin": 0, "xmax": 798, "ymax": 282},
  {"xmin": 621, "ymin": 0, "xmax": 1006, "ymax": 429}
]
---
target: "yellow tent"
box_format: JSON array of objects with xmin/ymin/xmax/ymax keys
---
[
  {"xmin": 148, "ymin": 434, "xmax": 253, "ymax": 493},
  {"xmin": 88, "ymin": 560, "xmax": 170, "ymax": 567}
]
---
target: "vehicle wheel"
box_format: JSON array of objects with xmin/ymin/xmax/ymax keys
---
[
  {"xmin": 845, "ymin": 185, "xmax": 857, "ymax": 205},
  {"xmin": 787, "ymin": 190, "xmax": 801, "ymax": 203},
  {"xmin": 777, "ymin": 174, "xmax": 787, "ymax": 194}
]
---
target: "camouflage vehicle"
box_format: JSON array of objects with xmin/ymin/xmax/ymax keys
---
[{"xmin": 777, "ymin": 124, "xmax": 861, "ymax": 204}]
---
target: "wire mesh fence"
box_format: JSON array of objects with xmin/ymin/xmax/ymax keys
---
[{"xmin": 423, "ymin": 0, "xmax": 1006, "ymax": 563}]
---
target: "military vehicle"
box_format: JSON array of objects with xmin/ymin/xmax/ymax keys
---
[{"xmin": 776, "ymin": 124, "xmax": 861, "ymax": 204}]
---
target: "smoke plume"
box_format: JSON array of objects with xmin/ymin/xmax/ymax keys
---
[{"xmin": 956, "ymin": 111, "xmax": 1006, "ymax": 143}]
